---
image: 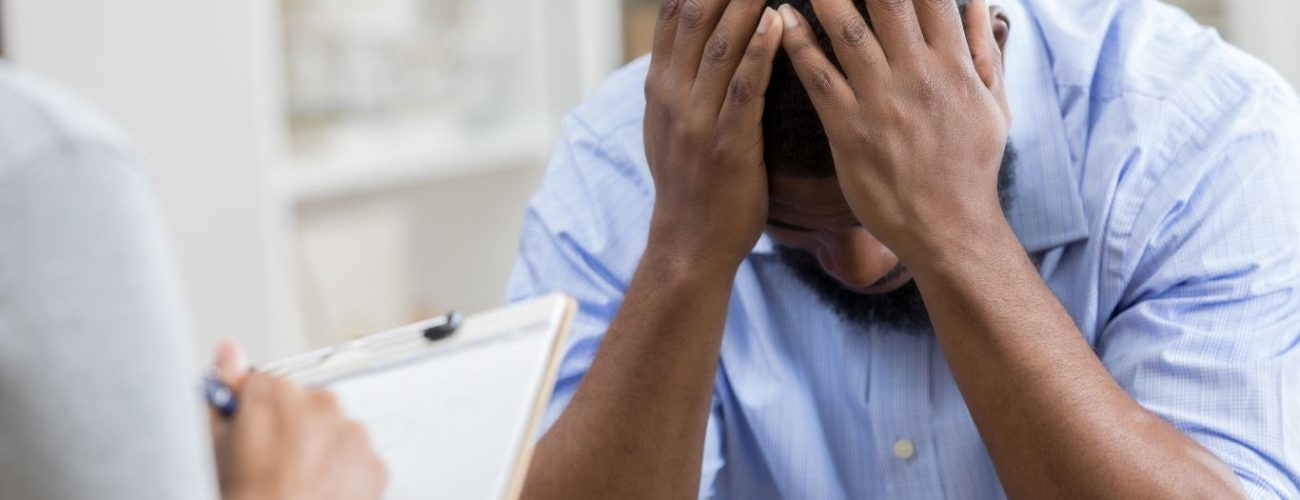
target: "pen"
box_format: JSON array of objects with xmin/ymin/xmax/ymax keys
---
[{"xmin": 205, "ymin": 374, "xmax": 238, "ymax": 419}]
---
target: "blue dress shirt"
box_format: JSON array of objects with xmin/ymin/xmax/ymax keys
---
[{"xmin": 507, "ymin": 1, "xmax": 1300, "ymax": 498}]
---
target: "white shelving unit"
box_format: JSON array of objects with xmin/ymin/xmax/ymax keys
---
[
  {"xmin": 271, "ymin": 126, "xmax": 548, "ymax": 203},
  {"xmin": 267, "ymin": 0, "xmax": 625, "ymax": 352},
  {"xmin": 4, "ymin": 0, "xmax": 623, "ymax": 361}
]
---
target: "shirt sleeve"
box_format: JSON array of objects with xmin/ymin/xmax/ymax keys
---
[
  {"xmin": 506, "ymin": 115, "xmax": 727, "ymax": 497},
  {"xmin": 1096, "ymin": 128, "xmax": 1300, "ymax": 499},
  {"xmin": 0, "ymin": 144, "xmax": 218, "ymax": 500}
]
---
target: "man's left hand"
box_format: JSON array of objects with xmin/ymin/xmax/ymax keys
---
[{"xmin": 778, "ymin": 0, "xmax": 1011, "ymax": 264}]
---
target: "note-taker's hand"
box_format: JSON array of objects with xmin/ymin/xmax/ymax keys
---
[
  {"xmin": 779, "ymin": 0, "xmax": 1012, "ymax": 264},
  {"xmin": 210, "ymin": 343, "xmax": 387, "ymax": 500},
  {"xmin": 644, "ymin": 1, "xmax": 784, "ymax": 275}
]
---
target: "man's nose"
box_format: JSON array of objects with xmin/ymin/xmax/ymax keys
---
[{"xmin": 814, "ymin": 230, "xmax": 895, "ymax": 289}]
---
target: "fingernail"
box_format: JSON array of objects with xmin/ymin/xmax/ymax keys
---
[
  {"xmin": 214, "ymin": 338, "xmax": 234, "ymax": 366},
  {"xmin": 214, "ymin": 337, "xmax": 249, "ymax": 375},
  {"xmin": 758, "ymin": 7, "xmax": 777, "ymax": 34},
  {"xmin": 232, "ymin": 347, "xmax": 249, "ymax": 375},
  {"xmin": 779, "ymin": 4, "xmax": 799, "ymax": 29}
]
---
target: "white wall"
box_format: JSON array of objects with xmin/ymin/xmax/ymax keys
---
[
  {"xmin": 4, "ymin": 0, "xmax": 287, "ymax": 361},
  {"xmin": 291, "ymin": 166, "xmax": 546, "ymax": 347},
  {"xmin": 1227, "ymin": 0, "xmax": 1300, "ymax": 88},
  {"xmin": 541, "ymin": 0, "xmax": 624, "ymax": 125},
  {"xmin": 1, "ymin": 0, "xmax": 622, "ymax": 363}
]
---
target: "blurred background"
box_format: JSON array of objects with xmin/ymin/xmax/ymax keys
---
[{"xmin": 0, "ymin": 0, "xmax": 1296, "ymax": 363}]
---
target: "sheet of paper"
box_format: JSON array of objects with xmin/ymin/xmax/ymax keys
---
[{"xmin": 264, "ymin": 294, "xmax": 573, "ymax": 500}]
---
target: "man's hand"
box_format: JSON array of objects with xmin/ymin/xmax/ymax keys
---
[
  {"xmin": 778, "ymin": 4, "xmax": 1246, "ymax": 498},
  {"xmin": 210, "ymin": 341, "xmax": 387, "ymax": 500},
  {"xmin": 520, "ymin": 5, "xmax": 783, "ymax": 499},
  {"xmin": 778, "ymin": 0, "xmax": 1011, "ymax": 263},
  {"xmin": 645, "ymin": 0, "xmax": 784, "ymax": 275}
]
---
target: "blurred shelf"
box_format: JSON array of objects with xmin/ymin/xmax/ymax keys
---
[
  {"xmin": 623, "ymin": 0, "xmax": 657, "ymax": 61},
  {"xmin": 1165, "ymin": 0, "xmax": 1227, "ymax": 31},
  {"xmin": 269, "ymin": 120, "xmax": 550, "ymax": 204}
]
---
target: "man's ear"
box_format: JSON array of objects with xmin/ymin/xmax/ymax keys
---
[{"xmin": 990, "ymin": 6, "xmax": 1011, "ymax": 60}]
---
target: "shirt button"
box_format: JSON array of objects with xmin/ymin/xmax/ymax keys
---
[{"xmin": 893, "ymin": 439, "xmax": 916, "ymax": 461}]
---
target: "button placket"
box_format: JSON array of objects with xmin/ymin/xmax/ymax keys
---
[{"xmin": 867, "ymin": 334, "xmax": 944, "ymax": 498}]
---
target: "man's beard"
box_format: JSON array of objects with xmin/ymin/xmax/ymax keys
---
[{"xmin": 778, "ymin": 143, "xmax": 1019, "ymax": 334}]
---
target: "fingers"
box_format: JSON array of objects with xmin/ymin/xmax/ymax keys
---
[
  {"xmin": 216, "ymin": 371, "xmax": 382, "ymax": 500},
  {"xmin": 670, "ymin": 0, "xmax": 731, "ymax": 77},
  {"xmin": 213, "ymin": 338, "xmax": 250, "ymax": 390},
  {"xmin": 294, "ymin": 388, "xmax": 344, "ymax": 460},
  {"xmin": 717, "ymin": 8, "xmax": 783, "ymax": 131},
  {"xmin": 313, "ymin": 392, "xmax": 385, "ymax": 498},
  {"xmin": 309, "ymin": 389, "xmax": 341, "ymax": 414},
  {"xmin": 650, "ymin": 0, "xmax": 685, "ymax": 76},
  {"xmin": 779, "ymin": 5, "xmax": 858, "ymax": 130},
  {"xmin": 694, "ymin": 0, "xmax": 768, "ymax": 103},
  {"xmin": 207, "ymin": 406, "xmax": 227, "ymax": 446},
  {"xmin": 238, "ymin": 371, "xmax": 276, "ymax": 402},
  {"xmin": 805, "ymin": 0, "xmax": 886, "ymax": 82},
  {"xmin": 242, "ymin": 372, "xmax": 308, "ymax": 428},
  {"xmin": 339, "ymin": 420, "xmax": 389, "ymax": 498},
  {"xmin": 230, "ymin": 372, "xmax": 280, "ymax": 441},
  {"xmin": 965, "ymin": 0, "xmax": 1006, "ymax": 97},
  {"xmin": 914, "ymin": 0, "xmax": 968, "ymax": 55},
  {"xmin": 862, "ymin": 0, "xmax": 925, "ymax": 61}
]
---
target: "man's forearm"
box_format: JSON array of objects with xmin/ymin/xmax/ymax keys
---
[
  {"xmin": 912, "ymin": 223, "xmax": 1244, "ymax": 500},
  {"xmin": 523, "ymin": 0, "xmax": 787, "ymax": 495},
  {"xmin": 521, "ymin": 249, "xmax": 736, "ymax": 500}
]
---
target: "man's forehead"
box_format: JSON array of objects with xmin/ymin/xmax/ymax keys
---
[{"xmin": 768, "ymin": 175, "xmax": 854, "ymax": 217}]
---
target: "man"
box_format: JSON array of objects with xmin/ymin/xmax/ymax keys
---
[
  {"xmin": 0, "ymin": 62, "xmax": 386, "ymax": 499},
  {"xmin": 508, "ymin": 0, "xmax": 1300, "ymax": 498}
]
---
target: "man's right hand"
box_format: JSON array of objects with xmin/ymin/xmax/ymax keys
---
[
  {"xmin": 643, "ymin": 0, "xmax": 784, "ymax": 275},
  {"xmin": 210, "ymin": 341, "xmax": 387, "ymax": 500},
  {"xmin": 519, "ymin": 6, "xmax": 782, "ymax": 500}
]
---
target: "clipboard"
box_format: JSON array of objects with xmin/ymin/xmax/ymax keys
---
[{"xmin": 261, "ymin": 293, "xmax": 576, "ymax": 500}]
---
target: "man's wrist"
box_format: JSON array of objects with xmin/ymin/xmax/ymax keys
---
[
  {"xmin": 907, "ymin": 215, "xmax": 1028, "ymax": 287},
  {"xmin": 638, "ymin": 242, "xmax": 742, "ymax": 291},
  {"xmin": 644, "ymin": 210, "xmax": 751, "ymax": 285}
]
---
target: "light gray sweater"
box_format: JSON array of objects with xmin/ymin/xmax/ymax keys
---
[{"xmin": 0, "ymin": 63, "xmax": 218, "ymax": 499}]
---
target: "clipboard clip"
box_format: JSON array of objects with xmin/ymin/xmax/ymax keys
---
[
  {"xmin": 423, "ymin": 310, "xmax": 463, "ymax": 341},
  {"xmin": 265, "ymin": 310, "xmax": 464, "ymax": 378}
]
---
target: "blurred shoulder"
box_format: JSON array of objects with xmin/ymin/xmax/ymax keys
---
[
  {"xmin": 1026, "ymin": 0, "xmax": 1297, "ymax": 116},
  {"xmin": 1027, "ymin": 0, "xmax": 1299, "ymax": 193},
  {"xmin": 0, "ymin": 63, "xmax": 141, "ymax": 179},
  {"xmin": 540, "ymin": 56, "xmax": 653, "ymax": 207},
  {"xmin": 568, "ymin": 55, "xmax": 650, "ymax": 143},
  {"xmin": 518, "ymin": 57, "xmax": 655, "ymax": 284},
  {"xmin": 1017, "ymin": 2, "xmax": 1300, "ymax": 275}
]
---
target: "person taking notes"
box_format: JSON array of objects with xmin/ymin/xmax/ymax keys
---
[{"xmin": 0, "ymin": 62, "xmax": 386, "ymax": 500}]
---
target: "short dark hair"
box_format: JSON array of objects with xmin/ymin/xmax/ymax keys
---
[{"xmin": 762, "ymin": 0, "xmax": 973, "ymax": 177}]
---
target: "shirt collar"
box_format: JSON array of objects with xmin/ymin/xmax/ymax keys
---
[
  {"xmin": 998, "ymin": 0, "xmax": 1090, "ymax": 254},
  {"xmin": 752, "ymin": 0, "xmax": 1089, "ymax": 257}
]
